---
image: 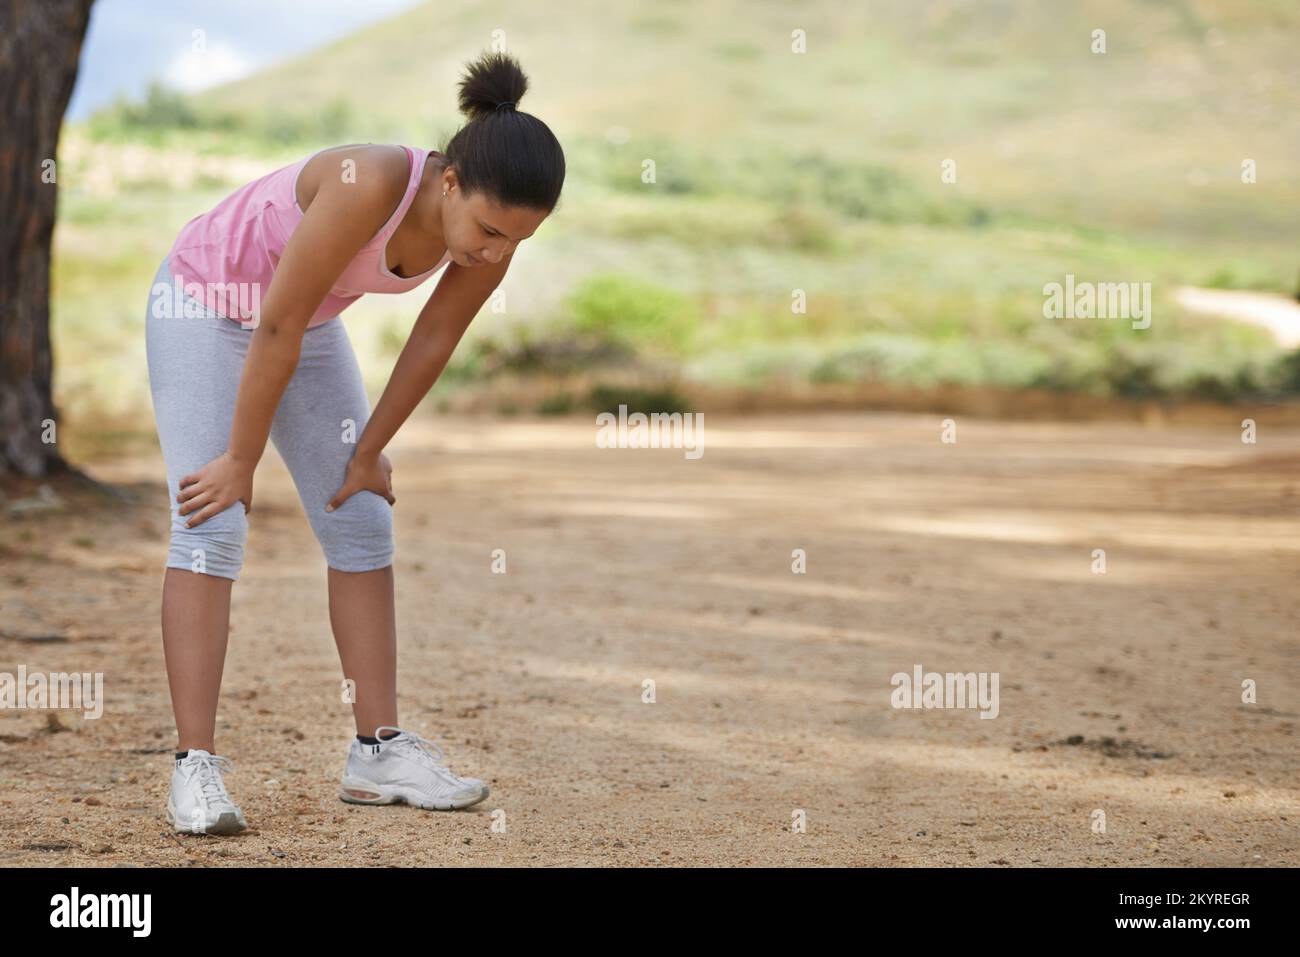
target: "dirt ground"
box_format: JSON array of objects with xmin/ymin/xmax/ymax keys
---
[{"xmin": 1, "ymin": 411, "xmax": 1296, "ymax": 867}]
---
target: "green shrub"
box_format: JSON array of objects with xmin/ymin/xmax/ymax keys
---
[
  {"xmin": 1204, "ymin": 267, "xmax": 1238, "ymax": 289},
  {"xmin": 444, "ymin": 326, "xmax": 637, "ymax": 381},
  {"xmin": 810, "ymin": 335, "xmax": 936, "ymax": 385},
  {"xmin": 564, "ymin": 273, "xmax": 699, "ymax": 357},
  {"xmin": 118, "ymin": 81, "xmax": 200, "ymax": 128},
  {"xmin": 537, "ymin": 392, "xmax": 578, "ymax": 415},
  {"xmin": 686, "ymin": 340, "xmax": 827, "ymax": 386},
  {"xmin": 86, "ymin": 83, "xmax": 356, "ymax": 148},
  {"xmin": 1100, "ymin": 343, "xmax": 1163, "ymax": 398},
  {"xmin": 1271, "ymin": 347, "xmax": 1300, "ymax": 394},
  {"xmin": 586, "ymin": 383, "xmax": 692, "ymax": 414}
]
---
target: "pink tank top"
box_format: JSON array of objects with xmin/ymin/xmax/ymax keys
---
[{"xmin": 166, "ymin": 144, "xmax": 451, "ymax": 328}]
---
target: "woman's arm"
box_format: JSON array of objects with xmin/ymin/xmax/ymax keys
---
[
  {"xmin": 178, "ymin": 148, "xmax": 409, "ymax": 528},
  {"xmin": 325, "ymin": 252, "xmax": 513, "ymax": 511}
]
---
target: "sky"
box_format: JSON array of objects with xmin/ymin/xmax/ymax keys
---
[{"xmin": 67, "ymin": 0, "xmax": 426, "ymax": 120}]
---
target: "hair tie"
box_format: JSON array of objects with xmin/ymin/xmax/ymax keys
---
[{"xmin": 494, "ymin": 100, "xmax": 516, "ymax": 111}]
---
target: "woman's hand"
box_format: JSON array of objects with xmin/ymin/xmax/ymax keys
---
[
  {"xmin": 326, "ymin": 450, "xmax": 394, "ymax": 512},
  {"xmin": 177, "ymin": 451, "xmax": 255, "ymax": 528}
]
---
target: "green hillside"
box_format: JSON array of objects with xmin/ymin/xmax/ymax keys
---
[
  {"xmin": 191, "ymin": 0, "xmax": 1300, "ymax": 239},
  {"xmin": 55, "ymin": 0, "xmax": 1300, "ymax": 438}
]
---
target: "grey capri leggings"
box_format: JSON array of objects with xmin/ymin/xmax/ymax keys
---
[{"xmin": 144, "ymin": 254, "xmax": 394, "ymax": 581}]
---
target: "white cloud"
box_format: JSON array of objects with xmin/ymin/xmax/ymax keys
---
[{"xmin": 164, "ymin": 42, "xmax": 254, "ymax": 93}]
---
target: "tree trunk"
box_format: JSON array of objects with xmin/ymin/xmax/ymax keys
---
[{"xmin": 0, "ymin": 0, "xmax": 95, "ymax": 478}]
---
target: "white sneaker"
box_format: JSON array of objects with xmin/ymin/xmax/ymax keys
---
[
  {"xmin": 339, "ymin": 725, "xmax": 489, "ymax": 811},
  {"xmin": 166, "ymin": 749, "xmax": 248, "ymax": 835}
]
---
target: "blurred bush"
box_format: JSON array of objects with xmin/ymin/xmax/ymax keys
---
[
  {"xmin": 564, "ymin": 273, "xmax": 700, "ymax": 358},
  {"xmin": 86, "ymin": 80, "xmax": 355, "ymax": 148}
]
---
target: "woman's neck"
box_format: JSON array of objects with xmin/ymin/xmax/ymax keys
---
[{"xmin": 395, "ymin": 151, "xmax": 449, "ymax": 258}]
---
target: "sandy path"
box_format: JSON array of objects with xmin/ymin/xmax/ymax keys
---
[
  {"xmin": 1176, "ymin": 286, "xmax": 1300, "ymax": 348},
  {"xmin": 1, "ymin": 412, "xmax": 1297, "ymax": 867}
]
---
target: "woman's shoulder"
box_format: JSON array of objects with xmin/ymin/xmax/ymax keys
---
[{"xmin": 296, "ymin": 143, "xmax": 412, "ymax": 215}]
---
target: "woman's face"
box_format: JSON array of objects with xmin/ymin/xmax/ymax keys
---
[{"xmin": 437, "ymin": 165, "xmax": 548, "ymax": 268}]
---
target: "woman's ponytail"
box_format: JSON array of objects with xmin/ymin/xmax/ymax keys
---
[
  {"xmin": 456, "ymin": 51, "xmax": 529, "ymax": 121},
  {"xmin": 443, "ymin": 50, "xmax": 565, "ymax": 213}
]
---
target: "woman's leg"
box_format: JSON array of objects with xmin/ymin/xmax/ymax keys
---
[
  {"xmin": 145, "ymin": 256, "xmax": 253, "ymax": 752},
  {"xmin": 160, "ymin": 569, "xmax": 232, "ymax": 753},
  {"xmin": 327, "ymin": 565, "xmax": 398, "ymax": 737},
  {"xmin": 267, "ymin": 317, "xmax": 398, "ymax": 737}
]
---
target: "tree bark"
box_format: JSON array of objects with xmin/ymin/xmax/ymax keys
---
[{"xmin": 0, "ymin": 0, "xmax": 95, "ymax": 477}]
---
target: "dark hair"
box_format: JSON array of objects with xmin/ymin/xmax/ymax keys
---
[{"xmin": 442, "ymin": 51, "xmax": 565, "ymax": 213}]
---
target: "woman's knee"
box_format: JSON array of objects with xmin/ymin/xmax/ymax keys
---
[
  {"xmin": 316, "ymin": 491, "xmax": 393, "ymax": 572},
  {"xmin": 166, "ymin": 503, "xmax": 247, "ymax": 581}
]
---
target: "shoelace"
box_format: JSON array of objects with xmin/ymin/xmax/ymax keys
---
[
  {"xmin": 373, "ymin": 725, "xmax": 467, "ymax": 787},
  {"xmin": 186, "ymin": 753, "xmax": 235, "ymax": 805}
]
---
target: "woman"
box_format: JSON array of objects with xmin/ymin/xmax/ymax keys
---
[{"xmin": 144, "ymin": 51, "xmax": 564, "ymax": 834}]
